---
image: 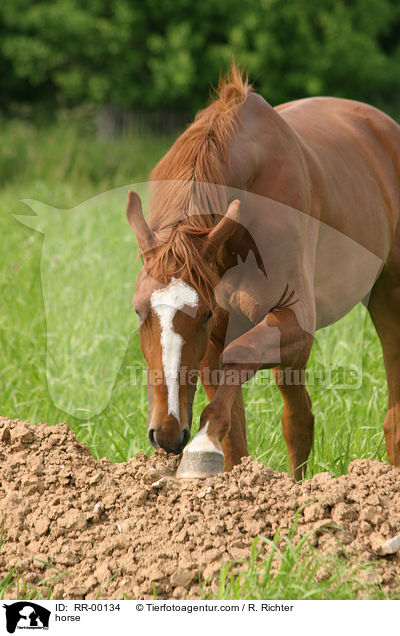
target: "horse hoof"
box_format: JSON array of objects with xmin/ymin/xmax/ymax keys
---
[
  {"xmin": 176, "ymin": 448, "xmax": 224, "ymax": 479},
  {"xmin": 176, "ymin": 424, "xmax": 225, "ymax": 479}
]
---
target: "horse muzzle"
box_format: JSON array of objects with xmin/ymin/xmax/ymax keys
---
[{"xmin": 148, "ymin": 422, "xmax": 191, "ymax": 454}]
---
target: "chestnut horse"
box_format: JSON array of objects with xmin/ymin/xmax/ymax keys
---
[{"xmin": 127, "ymin": 66, "xmax": 400, "ymax": 480}]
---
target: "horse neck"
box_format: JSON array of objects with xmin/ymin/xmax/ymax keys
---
[
  {"xmin": 148, "ymin": 91, "xmax": 311, "ymax": 236},
  {"xmin": 225, "ymin": 92, "xmax": 311, "ymax": 211}
]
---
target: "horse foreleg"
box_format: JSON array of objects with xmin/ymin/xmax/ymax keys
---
[
  {"xmin": 177, "ymin": 306, "xmax": 313, "ymax": 478},
  {"xmin": 273, "ymin": 371, "xmax": 314, "ymax": 481},
  {"xmin": 201, "ymin": 336, "xmax": 248, "ymax": 469},
  {"xmin": 176, "ymin": 336, "xmax": 248, "ymax": 479}
]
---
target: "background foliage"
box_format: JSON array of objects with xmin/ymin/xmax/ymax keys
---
[{"xmin": 1, "ymin": 0, "xmax": 400, "ymax": 116}]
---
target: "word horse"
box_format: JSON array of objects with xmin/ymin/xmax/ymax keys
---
[{"xmin": 127, "ymin": 67, "xmax": 400, "ymax": 479}]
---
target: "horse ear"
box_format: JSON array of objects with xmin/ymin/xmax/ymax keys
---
[
  {"xmin": 126, "ymin": 190, "xmax": 156, "ymax": 254},
  {"xmin": 201, "ymin": 199, "xmax": 240, "ymax": 260}
]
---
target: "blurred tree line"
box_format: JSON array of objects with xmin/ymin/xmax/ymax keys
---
[{"xmin": 1, "ymin": 0, "xmax": 400, "ymax": 119}]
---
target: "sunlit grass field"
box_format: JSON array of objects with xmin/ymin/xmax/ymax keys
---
[{"xmin": 0, "ymin": 115, "xmax": 391, "ymax": 599}]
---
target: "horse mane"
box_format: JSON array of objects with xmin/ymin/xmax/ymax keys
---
[{"xmin": 146, "ymin": 64, "xmax": 252, "ymax": 305}]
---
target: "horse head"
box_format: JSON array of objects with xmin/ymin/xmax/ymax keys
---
[{"xmin": 126, "ymin": 190, "xmax": 240, "ymax": 454}]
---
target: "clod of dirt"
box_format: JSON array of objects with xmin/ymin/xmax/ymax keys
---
[{"xmin": 0, "ymin": 416, "xmax": 400, "ymax": 599}]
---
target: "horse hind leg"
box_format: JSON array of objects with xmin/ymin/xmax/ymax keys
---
[{"xmin": 368, "ymin": 252, "xmax": 400, "ymax": 466}]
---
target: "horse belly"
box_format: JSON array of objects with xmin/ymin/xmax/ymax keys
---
[{"xmin": 314, "ymin": 222, "xmax": 384, "ymax": 329}]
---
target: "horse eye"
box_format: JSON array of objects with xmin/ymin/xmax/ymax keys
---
[
  {"xmin": 204, "ymin": 311, "xmax": 213, "ymax": 323},
  {"xmin": 134, "ymin": 307, "xmax": 143, "ymax": 322}
]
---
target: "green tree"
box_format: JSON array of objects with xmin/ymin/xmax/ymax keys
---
[{"xmin": 0, "ymin": 0, "xmax": 399, "ymax": 115}]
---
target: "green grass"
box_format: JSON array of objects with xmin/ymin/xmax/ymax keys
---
[
  {"xmin": 212, "ymin": 530, "xmax": 395, "ymax": 600},
  {"xmin": 0, "ymin": 116, "xmax": 391, "ymax": 599},
  {"xmin": 0, "ymin": 114, "xmax": 172, "ymax": 459}
]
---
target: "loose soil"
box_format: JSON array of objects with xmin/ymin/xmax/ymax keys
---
[{"xmin": 1, "ymin": 417, "xmax": 400, "ymax": 599}]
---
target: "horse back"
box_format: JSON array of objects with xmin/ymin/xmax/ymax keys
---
[{"xmin": 275, "ymin": 96, "xmax": 400, "ymax": 260}]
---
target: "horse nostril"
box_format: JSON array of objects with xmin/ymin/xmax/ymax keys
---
[
  {"xmin": 182, "ymin": 428, "xmax": 190, "ymax": 447},
  {"xmin": 148, "ymin": 428, "xmax": 158, "ymax": 448}
]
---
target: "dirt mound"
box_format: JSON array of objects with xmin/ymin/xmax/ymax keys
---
[{"xmin": 1, "ymin": 416, "xmax": 400, "ymax": 599}]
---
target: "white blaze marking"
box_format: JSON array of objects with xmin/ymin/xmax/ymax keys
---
[
  {"xmin": 150, "ymin": 277, "xmax": 198, "ymax": 421},
  {"xmin": 183, "ymin": 421, "xmax": 224, "ymax": 456}
]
